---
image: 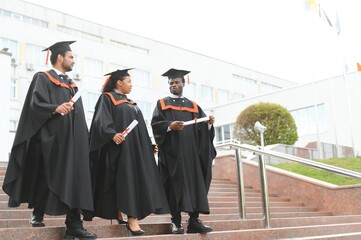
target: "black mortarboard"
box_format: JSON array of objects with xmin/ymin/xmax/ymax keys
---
[
  {"xmin": 162, "ymin": 68, "xmax": 190, "ymax": 80},
  {"xmin": 104, "ymin": 68, "xmax": 134, "ymax": 79},
  {"xmin": 42, "ymin": 41, "xmax": 76, "ymax": 56},
  {"xmin": 102, "ymin": 68, "xmax": 134, "ymax": 90}
]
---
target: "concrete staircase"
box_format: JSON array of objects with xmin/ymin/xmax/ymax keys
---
[{"xmin": 1, "ymin": 166, "xmax": 361, "ymax": 239}]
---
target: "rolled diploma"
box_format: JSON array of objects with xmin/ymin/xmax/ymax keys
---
[
  {"xmin": 121, "ymin": 120, "xmax": 139, "ymax": 137},
  {"xmin": 183, "ymin": 116, "xmax": 209, "ymax": 126},
  {"xmin": 61, "ymin": 89, "xmax": 82, "ymax": 115},
  {"xmin": 69, "ymin": 89, "xmax": 83, "ymax": 104}
]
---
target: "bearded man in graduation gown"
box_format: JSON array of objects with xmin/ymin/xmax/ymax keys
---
[
  {"xmin": 2, "ymin": 41, "xmax": 97, "ymax": 239},
  {"xmin": 151, "ymin": 68, "xmax": 217, "ymax": 234}
]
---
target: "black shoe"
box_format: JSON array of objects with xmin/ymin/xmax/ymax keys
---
[
  {"xmin": 126, "ymin": 223, "xmax": 145, "ymax": 236},
  {"xmin": 30, "ymin": 214, "xmax": 45, "ymax": 227},
  {"xmin": 64, "ymin": 228, "xmax": 97, "ymax": 239},
  {"xmin": 171, "ymin": 222, "xmax": 184, "ymax": 234},
  {"xmin": 187, "ymin": 219, "xmax": 213, "ymax": 233},
  {"xmin": 116, "ymin": 218, "xmax": 127, "ymax": 225}
]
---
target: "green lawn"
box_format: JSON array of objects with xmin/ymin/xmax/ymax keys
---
[{"xmin": 273, "ymin": 158, "xmax": 361, "ymax": 186}]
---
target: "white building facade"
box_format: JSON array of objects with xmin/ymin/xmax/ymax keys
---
[
  {"xmin": 209, "ymin": 72, "xmax": 361, "ymax": 158},
  {"xmin": 0, "ymin": 0, "xmax": 294, "ymax": 161}
]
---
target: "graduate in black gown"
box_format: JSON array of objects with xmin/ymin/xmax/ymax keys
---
[
  {"xmin": 151, "ymin": 68, "xmax": 217, "ymax": 234},
  {"xmin": 2, "ymin": 41, "xmax": 96, "ymax": 239},
  {"xmin": 89, "ymin": 69, "xmax": 169, "ymax": 236}
]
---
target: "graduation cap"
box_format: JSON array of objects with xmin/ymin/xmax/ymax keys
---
[
  {"xmin": 42, "ymin": 41, "xmax": 76, "ymax": 65},
  {"xmin": 162, "ymin": 68, "xmax": 190, "ymax": 80},
  {"xmin": 102, "ymin": 68, "xmax": 134, "ymax": 90},
  {"xmin": 104, "ymin": 68, "xmax": 134, "ymax": 79}
]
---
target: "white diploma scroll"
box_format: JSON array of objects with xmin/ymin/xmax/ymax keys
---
[
  {"xmin": 60, "ymin": 89, "xmax": 83, "ymax": 115},
  {"xmin": 183, "ymin": 116, "xmax": 209, "ymax": 126},
  {"xmin": 121, "ymin": 120, "xmax": 139, "ymax": 137},
  {"xmin": 69, "ymin": 89, "xmax": 83, "ymax": 105}
]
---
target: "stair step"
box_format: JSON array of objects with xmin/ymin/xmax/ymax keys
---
[
  {"xmin": 209, "ymin": 201, "xmax": 304, "ymax": 208},
  {"xmin": 99, "ymin": 222, "xmax": 361, "ymax": 240},
  {"xmin": 207, "ymin": 196, "xmax": 291, "ymax": 202},
  {"xmin": 2, "ymin": 221, "xmax": 361, "ymax": 240},
  {"xmin": 0, "ymin": 162, "xmax": 360, "ymax": 240},
  {"xmin": 279, "ymin": 231, "xmax": 361, "ymax": 239}
]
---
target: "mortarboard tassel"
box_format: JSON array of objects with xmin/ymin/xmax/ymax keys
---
[
  {"xmin": 187, "ymin": 75, "xmax": 190, "ymax": 85},
  {"xmin": 102, "ymin": 75, "xmax": 111, "ymax": 89},
  {"xmin": 45, "ymin": 49, "xmax": 50, "ymax": 65},
  {"xmin": 357, "ymin": 62, "xmax": 361, "ymax": 72}
]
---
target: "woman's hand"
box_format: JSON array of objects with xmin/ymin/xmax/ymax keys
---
[{"xmin": 113, "ymin": 133, "xmax": 125, "ymax": 145}]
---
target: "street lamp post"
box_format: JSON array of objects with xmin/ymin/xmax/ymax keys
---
[{"xmin": 254, "ymin": 121, "xmax": 271, "ymax": 228}]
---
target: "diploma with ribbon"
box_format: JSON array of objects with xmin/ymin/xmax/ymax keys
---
[
  {"xmin": 183, "ymin": 116, "xmax": 209, "ymax": 126},
  {"xmin": 121, "ymin": 120, "xmax": 139, "ymax": 137},
  {"xmin": 69, "ymin": 89, "xmax": 83, "ymax": 105},
  {"xmin": 60, "ymin": 89, "xmax": 82, "ymax": 115}
]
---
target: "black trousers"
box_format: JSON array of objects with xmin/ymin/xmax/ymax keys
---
[
  {"xmin": 171, "ymin": 211, "xmax": 199, "ymax": 224},
  {"xmin": 32, "ymin": 138, "xmax": 83, "ymax": 230},
  {"xmin": 32, "ymin": 176, "xmax": 83, "ymax": 230},
  {"xmin": 33, "ymin": 208, "xmax": 82, "ymax": 230}
]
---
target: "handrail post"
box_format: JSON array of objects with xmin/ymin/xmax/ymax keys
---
[
  {"xmin": 255, "ymin": 121, "xmax": 271, "ymax": 228},
  {"xmin": 235, "ymin": 148, "xmax": 246, "ymax": 220},
  {"xmin": 259, "ymin": 151, "xmax": 271, "ymax": 228}
]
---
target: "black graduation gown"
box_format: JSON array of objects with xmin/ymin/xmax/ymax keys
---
[
  {"xmin": 2, "ymin": 70, "xmax": 93, "ymax": 215},
  {"xmin": 151, "ymin": 96, "xmax": 217, "ymax": 214},
  {"xmin": 89, "ymin": 92, "xmax": 169, "ymax": 220}
]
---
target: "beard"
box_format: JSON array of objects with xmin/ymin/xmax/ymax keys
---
[
  {"xmin": 62, "ymin": 62, "xmax": 73, "ymax": 72},
  {"xmin": 170, "ymin": 88, "xmax": 181, "ymax": 95}
]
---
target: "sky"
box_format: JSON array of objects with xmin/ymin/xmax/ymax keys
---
[{"xmin": 25, "ymin": 0, "xmax": 361, "ymax": 84}]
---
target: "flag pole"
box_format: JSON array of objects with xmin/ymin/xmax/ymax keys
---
[{"xmin": 336, "ymin": 29, "xmax": 357, "ymax": 157}]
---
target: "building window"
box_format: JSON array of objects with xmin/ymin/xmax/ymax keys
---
[
  {"xmin": 109, "ymin": 39, "xmax": 149, "ymax": 55},
  {"xmin": 87, "ymin": 92, "xmax": 100, "ymax": 113},
  {"xmin": 137, "ymin": 101, "xmax": 152, "ymax": 126},
  {"xmin": 57, "ymin": 25, "xmax": 103, "ymax": 42},
  {"xmin": 133, "ymin": 69, "xmax": 150, "ymax": 88},
  {"xmin": 232, "ymin": 74, "xmax": 257, "ymax": 85},
  {"xmin": 215, "ymin": 124, "xmax": 234, "ymax": 144},
  {"xmin": 1, "ymin": 9, "xmax": 12, "ymax": 17},
  {"xmin": 290, "ymin": 103, "xmax": 327, "ymax": 136},
  {"xmin": 1, "ymin": 38, "xmax": 17, "ymax": 59},
  {"xmin": 26, "ymin": 43, "xmax": 46, "ymax": 67},
  {"xmin": 201, "ymin": 85, "xmax": 213, "ymax": 102},
  {"xmin": 0, "ymin": 9, "xmax": 48, "ymax": 28},
  {"xmin": 10, "ymin": 78, "xmax": 17, "ymax": 99},
  {"xmin": 260, "ymin": 82, "xmax": 282, "ymax": 93},
  {"xmin": 184, "ymin": 82, "xmax": 196, "ymax": 98},
  {"xmin": 232, "ymin": 93, "xmax": 244, "ymax": 101},
  {"xmin": 218, "ymin": 89, "xmax": 229, "ymax": 104},
  {"xmin": 9, "ymin": 120, "xmax": 17, "ymax": 133},
  {"xmin": 84, "ymin": 57, "xmax": 103, "ymax": 77},
  {"xmin": 232, "ymin": 73, "xmax": 258, "ymax": 95},
  {"xmin": 109, "ymin": 64, "xmax": 128, "ymax": 71}
]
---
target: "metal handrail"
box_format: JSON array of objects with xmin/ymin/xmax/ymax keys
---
[{"xmin": 216, "ymin": 139, "xmax": 361, "ymax": 228}]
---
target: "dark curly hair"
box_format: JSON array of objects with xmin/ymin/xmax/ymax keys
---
[{"xmin": 102, "ymin": 75, "xmax": 127, "ymax": 93}]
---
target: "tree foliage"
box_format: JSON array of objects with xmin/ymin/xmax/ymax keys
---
[{"xmin": 234, "ymin": 102, "xmax": 298, "ymax": 146}]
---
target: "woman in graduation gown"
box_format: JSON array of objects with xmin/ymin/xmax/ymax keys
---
[{"xmin": 89, "ymin": 69, "xmax": 169, "ymax": 235}]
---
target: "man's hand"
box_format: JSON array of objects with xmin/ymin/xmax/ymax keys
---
[
  {"xmin": 153, "ymin": 144, "xmax": 158, "ymax": 154},
  {"xmin": 208, "ymin": 115, "xmax": 215, "ymax": 125},
  {"xmin": 55, "ymin": 102, "xmax": 74, "ymax": 115},
  {"xmin": 169, "ymin": 121, "xmax": 184, "ymax": 131}
]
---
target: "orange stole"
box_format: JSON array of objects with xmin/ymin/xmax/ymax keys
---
[
  {"xmin": 159, "ymin": 98, "xmax": 198, "ymax": 113},
  {"xmin": 104, "ymin": 92, "xmax": 136, "ymax": 106}
]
